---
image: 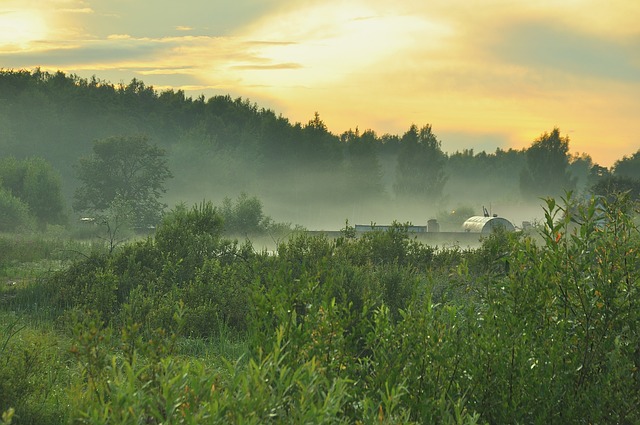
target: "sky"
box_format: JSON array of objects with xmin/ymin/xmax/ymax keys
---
[{"xmin": 1, "ymin": 0, "xmax": 639, "ymax": 167}]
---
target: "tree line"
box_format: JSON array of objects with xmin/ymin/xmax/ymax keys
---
[{"xmin": 1, "ymin": 69, "xmax": 639, "ymax": 232}]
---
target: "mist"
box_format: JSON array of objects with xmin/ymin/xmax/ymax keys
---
[
  {"xmin": 0, "ymin": 70, "xmax": 629, "ymax": 239},
  {"xmin": 163, "ymin": 140, "xmax": 545, "ymax": 235}
]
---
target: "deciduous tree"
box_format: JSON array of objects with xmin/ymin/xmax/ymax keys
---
[
  {"xmin": 519, "ymin": 128, "xmax": 575, "ymax": 198},
  {"xmin": 73, "ymin": 135, "xmax": 172, "ymax": 227},
  {"xmin": 342, "ymin": 128, "xmax": 384, "ymax": 200},
  {"xmin": 612, "ymin": 149, "xmax": 640, "ymax": 180},
  {"xmin": 0, "ymin": 156, "xmax": 66, "ymax": 229},
  {"xmin": 393, "ymin": 124, "xmax": 447, "ymax": 201},
  {"xmin": 220, "ymin": 192, "xmax": 269, "ymax": 236},
  {"xmin": 591, "ymin": 176, "xmax": 640, "ymax": 201}
]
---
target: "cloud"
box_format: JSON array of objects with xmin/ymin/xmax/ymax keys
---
[
  {"xmin": 0, "ymin": 40, "xmax": 161, "ymax": 67},
  {"xmin": 0, "ymin": 34, "xmax": 229, "ymax": 65},
  {"xmin": 0, "ymin": 32, "xmax": 273, "ymax": 95},
  {"xmin": 60, "ymin": 7, "xmax": 93, "ymax": 14},
  {"xmin": 231, "ymin": 62, "xmax": 303, "ymax": 70},
  {"xmin": 245, "ymin": 40, "xmax": 298, "ymax": 46},
  {"xmin": 107, "ymin": 34, "xmax": 131, "ymax": 40},
  {"xmin": 489, "ymin": 20, "xmax": 640, "ymax": 83},
  {"xmin": 219, "ymin": 2, "xmax": 452, "ymax": 92},
  {"xmin": 136, "ymin": 67, "xmax": 196, "ymax": 75}
]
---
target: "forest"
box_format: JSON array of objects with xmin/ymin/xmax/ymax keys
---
[
  {"xmin": 1, "ymin": 69, "xmax": 640, "ymax": 423},
  {"xmin": 2, "ymin": 69, "xmax": 639, "ymax": 233}
]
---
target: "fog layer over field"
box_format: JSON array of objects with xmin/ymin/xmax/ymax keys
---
[
  {"xmin": 164, "ymin": 154, "xmax": 544, "ymax": 233},
  {"xmin": 2, "ymin": 70, "xmax": 634, "ymax": 236}
]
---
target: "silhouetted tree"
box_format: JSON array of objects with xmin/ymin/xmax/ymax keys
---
[
  {"xmin": 394, "ymin": 124, "xmax": 447, "ymax": 201},
  {"xmin": 612, "ymin": 149, "xmax": 640, "ymax": 180},
  {"xmin": 591, "ymin": 176, "xmax": 640, "ymax": 201},
  {"xmin": 520, "ymin": 128, "xmax": 575, "ymax": 198},
  {"xmin": 589, "ymin": 164, "xmax": 611, "ymax": 185},
  {"xmin": 9, "ymin": 69, "xmax": 636, "ymax": 221},
  {"xmin": 568, "ymin": 152, "xmax": 608, "ymax": 195},
  {"xmin": 590, "ymin": 150, "xmax": 640, "ymax": 202},
  {"xmin": 299, "ymin": 112, "xmax": 342, "ymax": 164},
  {"xmin": 342, "ymin": 128, "xmax": 384, "ymax": 199}
]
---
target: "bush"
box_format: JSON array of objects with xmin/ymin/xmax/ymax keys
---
[
  {"xmin": 8, "ymin": 193, "xmax": 640, "ymax": 423},
  {"xmin": 156, "ymin": 201, "xmax": 223, "ymax": 268},
  {"xmin": 220, "ymin": 192, "xmax": 269, "ymax": 236},
  {"xmin": 43, "ymin": 200, "xmax": 256, "ymax": 337},
  {"xmin": 67, "ymin": 316, "xmax": 352, "ymax": 424},
  {"xmin": 0, "ymin": 157, "xmax": 66, "ymax": 229},
  {"xmin": 0, "ymin": 188, "xmax": 34, "ymax": 232}
]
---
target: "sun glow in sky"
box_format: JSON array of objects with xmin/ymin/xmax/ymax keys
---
[
  {"xmin": 0, "ymin": 9, "xmax": 47, "ymax": 49},
  {"xmin": 1, "ymin": 0, "xmax": 639, "ymax": 166}
]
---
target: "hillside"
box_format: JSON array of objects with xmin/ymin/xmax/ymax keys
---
[{"xmin": 0, "ymin": 69, "xmax": 628, "ymax": 229}]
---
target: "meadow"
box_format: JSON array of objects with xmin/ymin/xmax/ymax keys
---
[{"xmin": 1, "ymin": 193, "xmax": 639, "ymax": 424}]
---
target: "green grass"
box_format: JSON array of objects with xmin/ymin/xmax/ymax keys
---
[
  {"xmin": 0, "ymin": 312, "xmax": 73, "ymax": 424},
  {"xmin": 175, "ymin": 331, "xmax": 248, "ymax": 364}
]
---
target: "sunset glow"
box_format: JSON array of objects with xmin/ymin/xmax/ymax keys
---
[
  {"xmin": 0, "ymin": 10, "xmax": 47, "ymax": 49},
  {"xmin": 1, "ymin": 0, "xmax": 638, "ymax": 167}
]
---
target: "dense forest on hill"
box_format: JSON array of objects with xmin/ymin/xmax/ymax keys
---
[{"xmin": 1, "ymin": 69, "xmax": 639, "ymax": 231}]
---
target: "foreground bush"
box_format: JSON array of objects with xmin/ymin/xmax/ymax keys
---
[
  {"xmin": 248, "ymin": 193, "xmax": 640, "ymax": 423},
  {"xmin": 4, "ymin": 195, "xmax": 640, "ymax": 423},
  {"xmin": 0, "ymin": 317, "xmax": 69, "ymax": 424}
]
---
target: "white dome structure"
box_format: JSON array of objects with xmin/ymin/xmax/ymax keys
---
[{"xmin": 462, "ymin": 216, "xmax": 515, "ymax": 233}]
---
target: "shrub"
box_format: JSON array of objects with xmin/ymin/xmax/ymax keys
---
[
  {"xmin": 155, "ymin": 201, "xmax": 224, "ymax": 282},
  {"xmin": 43, "ymin": 201, "xmax": 256, "ymax": 338},
  {"xmin": 9, "ymin": 193, "xmax": 640, "ymax": 423},
  {"xmin": 0, "ymin": 156, "xmax": 67, "ymax": 229},
  {"xmin": 0, "ymin": 188, "xmax": 34, "ymax": 233},
  {"xmin": 0, "ymin": 318, "xmax": 69, "ymax": 424},
  {"xmin": 220, "ymin": 192, "xmax": 267, "ymax": 236}
]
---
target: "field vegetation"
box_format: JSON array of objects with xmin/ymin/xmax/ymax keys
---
[
  {"xmin": 2, "ymin": 69, "xmax": 640, "ymax": 423},
  {"xmin": 1, "ymin": 193, "xmax": 639, "ymax": 424}
]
